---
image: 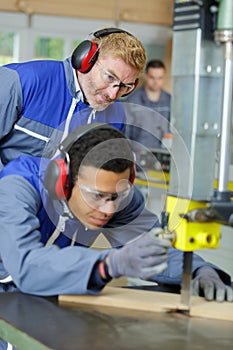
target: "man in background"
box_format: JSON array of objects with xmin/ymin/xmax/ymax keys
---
[{"xmin": 124, "ymin": 59, "xmax": 171, "ymax": 150}]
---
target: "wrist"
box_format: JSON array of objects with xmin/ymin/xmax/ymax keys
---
[
  {"xmin": 98, "ymin": 256, "xmax": 112, "ymax": 282},
  {"xmin": 107, "ymin": 248, "xmax": 122, "ymax": 278}
]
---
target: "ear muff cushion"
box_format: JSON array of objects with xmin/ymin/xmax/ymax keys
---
[
  {"xmin": 130, "ymin": 166, "xmax": 135, "ymax": 184},
  {"xmin": 44, "ymin": 159, "xmax": 71, "ymax": 200},
  {"xmin": 71, "ymin": 40, "xmax": 99, "ymax": 73}
]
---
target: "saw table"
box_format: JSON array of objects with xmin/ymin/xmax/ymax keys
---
[{"xmin": 0, "ymin": 287, "xmax": 232, "ymax": 350}]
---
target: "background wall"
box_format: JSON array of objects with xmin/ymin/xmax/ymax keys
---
[{"xmin": 0, "ymin": 10, "xmax": 173, "ymax": 91}]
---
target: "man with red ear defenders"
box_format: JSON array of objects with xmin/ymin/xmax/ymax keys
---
[
  {"xmin": 0, "ymin": 27, "xmax": 145, "ymax": 169},
  {"xmin": 0, "ymin": 123, "xmax": 232, "ymax": 302}
]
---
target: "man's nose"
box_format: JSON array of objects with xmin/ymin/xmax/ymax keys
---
[
  {"xmin": 106, "ymin": 85, "xmax": 120, "ymax": 100},
  {"xmin": 99, "ymin": 200, "xmax": 117, "ymax": 214}
]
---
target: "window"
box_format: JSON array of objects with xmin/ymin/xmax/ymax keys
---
[
  {"xmin": 34, "ymin": 37, "xmax": 64, "ymax": 60},
  {"xmin": 0, "ymin": 32, "xmax": 14, "ymax": 65}
]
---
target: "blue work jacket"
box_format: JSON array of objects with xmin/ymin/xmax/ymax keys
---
[{"xmin": 0, "ymin": 58, "xmax": 125, "ymax": 168}]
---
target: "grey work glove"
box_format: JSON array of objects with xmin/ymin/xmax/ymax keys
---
[
  {"xmin": 192, "ymin": 266, "xmax": 233, "ymax": 302},
  {"xmin": 108, "ymin": 228, "xmax": 171, "ymax": 279}
]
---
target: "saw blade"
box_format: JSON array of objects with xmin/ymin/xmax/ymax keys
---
[{"xmin": 180, "ymin": 251, "xmax": 193, "ymax": 311}]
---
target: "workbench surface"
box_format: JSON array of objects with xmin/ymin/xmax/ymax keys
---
[{"xmin": 0, "ymin": 288, "xmax": 233, "ymax": 350}]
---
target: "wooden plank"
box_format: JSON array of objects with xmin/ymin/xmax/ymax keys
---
[
  {"xmin": 190, "ymin": 297, "xmax": 233, "ymax": 321},
  {"xmin": 59, "ymin": 286, "xmax": 233, "ymax": 322},
  {"xmin": 0, "ymin": 0, "xmax": 173, "ymax": 26},
  {"xmin": 0, "ymin": 0, "xmax": 16, "ymax": 11},
  {"xmin": 59, "ymin": 286, "xmax": 179, "ymax": 313},
  {"xmin": 16, "ymin": 0, "xmax": 116, "ymax": 20},
  {"xmin": 118, "ymin": 0, "xmax": 173, "ymax": 26}
]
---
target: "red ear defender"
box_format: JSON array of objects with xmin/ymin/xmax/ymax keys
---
[
  {"xmin": 129, "ymin": 166, "xmax": 135, "ymax": 185},
  {"xmin": 71, "ymin": 40, "xmax": 99, "ymax": 73},
  {"xmin": 44, "ymin": 158, "xmax": 71, "ymax": 200},
  {"xmin": 71, "ymin": 28, "xmax": 133, "ymax": 74}
]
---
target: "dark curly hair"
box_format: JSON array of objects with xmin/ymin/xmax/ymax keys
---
[{"xmin": 68, "ymin": 127, "xmax": 135, "ymax": 182}]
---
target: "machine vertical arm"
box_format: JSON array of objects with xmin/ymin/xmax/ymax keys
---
[{"xmin": 215, "ymin": 0, "xmax": 233, "ymax": 197}]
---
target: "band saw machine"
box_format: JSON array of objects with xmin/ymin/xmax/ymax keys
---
[{"xmin": 162, "ymin": 0, "xmax": 233, "ymax": 311}]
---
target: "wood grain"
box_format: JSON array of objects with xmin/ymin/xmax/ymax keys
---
[
  {"xmin": 59, "ymin": 286, "xmax": 233, "ymax": 322},
  {"xmin": 0, "ymin": 0, "xmax": 173, "ymax": 26}
]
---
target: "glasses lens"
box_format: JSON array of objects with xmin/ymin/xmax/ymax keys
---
[
  {"xmin": 120, "ymin": 83, "xmax": 134, "ymax": 94},
  {"xmin": 100, "ymin": 65, "xmax": 134, "ymax": 93},
  {"xmin": 78, "ymin": 183, "xmax": 131, "ymax": 208},
  {"xmin": 101, "ymin": 68, "xmax": 115, "ymax": 86}
]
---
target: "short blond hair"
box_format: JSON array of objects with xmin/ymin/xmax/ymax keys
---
[{"xmin": 93, "ymin": 29, "xmax": 146, "ymax": 74}]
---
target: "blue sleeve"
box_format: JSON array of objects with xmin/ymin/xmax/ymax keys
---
[{"xmin": 0, "ymin": 67, "xmax": 22, "ymax": 141}]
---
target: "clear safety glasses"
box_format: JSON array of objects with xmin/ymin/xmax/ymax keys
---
[
  {"xmin": 77, "ymin": 183, "xmax": 131, "ymax": 208},
  {"xmin": 97, "ymin": 62, "xmax": 136, "ymax": 94}
]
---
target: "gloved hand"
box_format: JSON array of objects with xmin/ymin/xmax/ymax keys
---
[
  {"xmin": 192, "ymin": 266, "xmax": 233, "ymax": 302},
  {"xmin": 108, "ymin": 228, "xmax": 171, "ymax": 279}
]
